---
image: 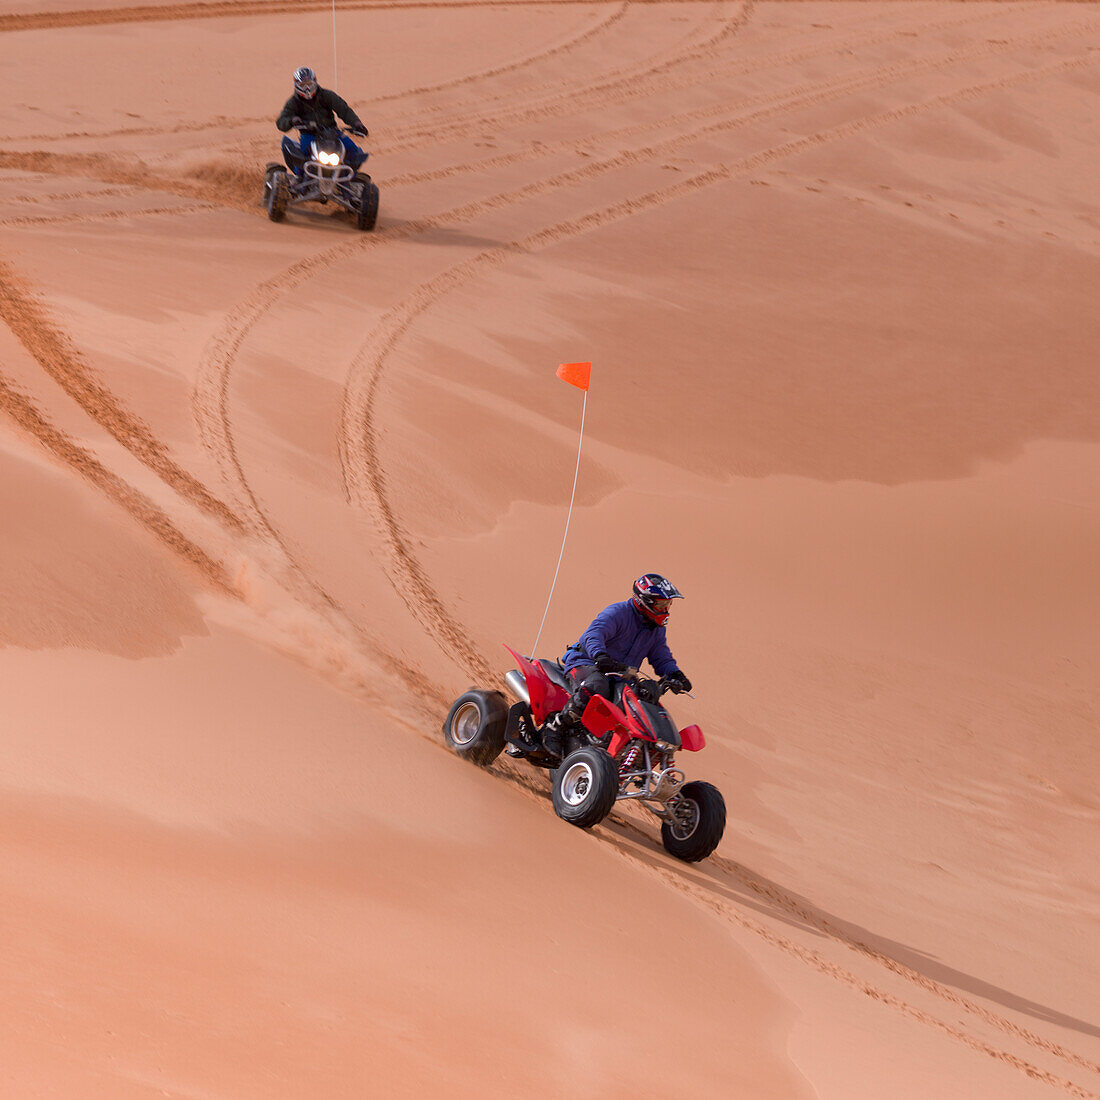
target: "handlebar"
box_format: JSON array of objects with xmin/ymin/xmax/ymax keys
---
[
  {"xmin": 288, "ymin": 120, "xmax": 366, "ymax": 137},
  {"xmin": 612, "ymin": 669, "xmax": 693, "ymax": 701}
]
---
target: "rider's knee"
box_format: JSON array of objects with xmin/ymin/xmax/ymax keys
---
[{"xmin": 579, "ymin": 670, "xmax": 611, "ymax": 701}]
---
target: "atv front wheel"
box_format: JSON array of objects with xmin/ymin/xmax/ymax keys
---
[
  {"xmin": 443, "ymin": 690, "xmax": 507, "ymax": 767},
  {"xmin": 261, "ymin": 163, "xmax": 281, "ymax": 205},
  {"xmin": 661, "ymin": 780, "xmax": 726, "ymax": 862},
  {"xmin": 356, "ymin": 180, "xmax": 380, "ymax": 231},
  {"xmin": 266, "ymin": 169, "xmax": 290, "ymax": 222},
  {"xmin": 551, "ymin": 747, "xmax": 618, "ymax": 829}
]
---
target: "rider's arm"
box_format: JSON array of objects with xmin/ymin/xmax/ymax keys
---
[
  {"xmin": 276, "ymin": 96, "xmax": 299, "ymax": 131},
  {"xmin": 647, "ymin": 629, "xmax": 679, "ymax": 678},
  {"xmin": 323, "ymin": 88, "xmax": 365, "ymax": 131}
]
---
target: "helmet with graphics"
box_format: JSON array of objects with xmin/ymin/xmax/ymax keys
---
[
  {"xmin": 631, "ymin": 573, "xmax": 683, "ymax": 626},
  {"xmin": 293, "ymin": 66, "xmax": 319, "ymax": 98}
]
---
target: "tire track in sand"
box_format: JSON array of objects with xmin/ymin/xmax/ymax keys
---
[
  {"xmin": 381, "ymin": 0, "xmax": 994, "ymax": 153},
  {"xmin": 4, "ymin": 4, "xmax": 979, "ymax": 215},
  {"xmin": 0, "ymin": 1, "xmax": 632, "ymax": 145},
  {"xmin": 0, "ymin": 0, "xmax": 623, "ymax": 33},
  {"xmin": 0, "ymin": 370, "xmax": 232, "ymax": 592},
  {"xmin": 2, "ymin": 230, "xmax": 440, "ymax": 700},
  {"xmin": 0, "ymin": 260, "xmax": 247, "ymax": 534},
  {"xmin": 599, "ymin": 812, "xmax": 1100, "ymax": 1099},
  {"xmin": 193, "ymin": 13, "xmax": 1091, "ymax": 678},
  {"xmin": 0, "ymin": 149, "xmax": 256, "ymax": 214},
  {"xmin": 189, "ymin": 6, "xmax": 759, "ymax": 682},
  {"xmin": 192, "ymin": 0, "xmax": 1017, "ymax": 509},
  {"xmin": 0, "ymin": 4, "xmax": 741, "ymax": 220},
  {"xmin": 378, "ymin": 0, "xmax": 752, "ymax": 136},
  {"xmin": 707, "ymin": 851, "xmax": 1100, "ymax": 1080},
  {"xmin": 385, "ymin": 3, "xmax": 1070, "ymax": 188},
  {"xmin": 336, "ymin": 49, "xmax": 1100, "ymax": 1091},
  {"xmin": 0, "ymin": 201, "xmax": 216, "ymax": 229}
]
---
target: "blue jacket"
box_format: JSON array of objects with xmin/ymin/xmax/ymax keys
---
[{"xmin": 560, "ymin": 600, "xmax": 679, "ymax": 677}]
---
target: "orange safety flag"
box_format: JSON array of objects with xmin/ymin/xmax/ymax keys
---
[{"xmin": 556, "ymin": 361, "xmax": 591, "ymax": 391}]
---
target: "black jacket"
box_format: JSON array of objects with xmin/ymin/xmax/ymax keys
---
[{"xmin": 276, "ymin": 87, "xmax": 365, "ymax": 134}]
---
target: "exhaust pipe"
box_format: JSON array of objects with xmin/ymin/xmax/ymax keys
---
[{"xmin": 504, "ymin": 670, "xmax": 530, "ymax": 704}]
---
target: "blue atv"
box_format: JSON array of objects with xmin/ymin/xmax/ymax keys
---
[{"xmin": 263, "ymin": 125, "xmax": 379, "ymax": 231}]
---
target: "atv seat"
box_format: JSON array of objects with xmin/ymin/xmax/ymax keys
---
[{"xmin": 538, "ymin": 659, "xmax": 570, "ymax": 691}]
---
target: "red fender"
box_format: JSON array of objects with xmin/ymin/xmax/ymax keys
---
[
  {"xmin": 679, "ymin": 724, "xmax": 706, "ymax": 752},
  {"xmin": 581, "ymin": 694, "xmax": 634, "ymax": 756},
  {"xmin": 503, "ymin": 645, "xmax": 569, "ymax": 725}
]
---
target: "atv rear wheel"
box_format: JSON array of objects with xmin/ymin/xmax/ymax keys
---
[
  {"xmin": 443, "ymin": 690, "xmax": 507, "ymax": 767},
  {"xmin": 661, "ymin": 780, "xmax": 726, "ymax": 862},
  {"xmin": 266, "ymin": 169, "xmax": 290, "ymax": 222},
  {"xmin": 551, "ymin": 747, "xmax": 618, "ymax": 829},
  {"xmin": 356, "ymin": 180, "xmax": 379, "ymax": 231}
]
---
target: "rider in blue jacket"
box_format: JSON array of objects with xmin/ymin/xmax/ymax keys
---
[{"xmin": 543, "ymin": 574, "xmax": 692, "ymax": 758}]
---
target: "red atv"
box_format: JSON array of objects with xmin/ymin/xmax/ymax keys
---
[{"xmin": 442, "ymin": 646, "xmax": 726, "ymax": 862}]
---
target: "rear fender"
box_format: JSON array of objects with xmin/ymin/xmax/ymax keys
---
[
  {"xmin": 679, "ymin": 724, "xmax": 706, "ymax": 752},
  {"xmin": 503, "ymin": 645, "xmax": 568, "ymax": 724}
]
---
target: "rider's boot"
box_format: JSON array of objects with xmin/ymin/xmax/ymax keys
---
[{"xmin": 541, "ymin": 708, "xmax": 579, "ymax": 760}]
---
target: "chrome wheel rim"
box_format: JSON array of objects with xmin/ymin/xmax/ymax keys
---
[
  {"xmin": 670, "ymin": 796, "xmax": 700, "ymax": 840},
  {"xmin": 560, "ymin": 761, "xmax": 594, "ymax": 806},
  {"xmin": 450, "ymin": 702, "xmax": 482, "ymax": 746}
]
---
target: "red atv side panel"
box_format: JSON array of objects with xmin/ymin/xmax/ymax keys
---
[
  {"xmin": 503, "ymin": 645, "xmax": 569, "ymax": 725},
  {"xmin": 581, "ymin": 694, "xmax": 631, "ymax": 743}
]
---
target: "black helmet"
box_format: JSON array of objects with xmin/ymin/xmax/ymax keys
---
[
  {"xmin": 631, "ymin": 574, "xmax": 683, "ymax": 626},
  {"xmin": 293, "ymin": 66, "xmax": 319, "ymax": 98}
]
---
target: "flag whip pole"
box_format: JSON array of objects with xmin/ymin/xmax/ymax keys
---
[
  {"xmin": 332, "ymin": 0, "xmax": 339, "ymax": 87},
  {"xmin": 532, "ymin": 362, "xmax": 591, "ymax": 655}
]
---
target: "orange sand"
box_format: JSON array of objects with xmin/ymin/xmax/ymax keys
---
[{"xmin": 1, "ymin": 2, "xmax": 1097, "ymax": 1096}]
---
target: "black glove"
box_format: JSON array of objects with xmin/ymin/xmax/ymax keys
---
[
  {"xmin": 594, "ymin": 652, "xmax": 628, "ymax": 675},
  {"xmin": 666, "ymin": 670, "xmax": 692, "ymax": 694},
  {"xmin": 350, "ymin": 125, "xmax": 368, "ymax": 137}
]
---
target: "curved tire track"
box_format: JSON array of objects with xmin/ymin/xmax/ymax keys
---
[
  {"xmin": 710, "ymin": 851, "xmax": 1100, "ymax": 1080},
  {"xmin": 0, "ymin": 370, "xmax": 232, "ymax": 592},
  {"xmin": 193, "ymin": 0, "xmax": 1048, "ymax": 499},
  {"xmin": 0, "ymin": 1, "xmax": 631, "ymax": 146},
  {"xmin": 0, "ymin": 0, "xmax": 643, "ymax": 34},
  {"xmin": 1, "ymin": 4, "xmax": 1017, "ymax": 225},
  {"xmin": 188, "ymin": 4, "xmax": 759, "ymax": 583},
  {"xmin": 0, "ymin": 260, "xmax": 246, "ymax": 534},
  {"xmin": 192, "ymin": 13, "xmax": 1097, "ymax": 681},
  {"xmin": 385, "ymin": 9, "xmax": 1090, "ymax": 190},
  {"xmin": 0, "ymin": 201, "xmax": 216, "ymax": 229},
  {"xmin": 336, "ymin": 51, "xmax": 1100, "ymax": 1090}
]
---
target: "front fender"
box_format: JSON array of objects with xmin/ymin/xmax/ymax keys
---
[{"xmin": 679, "ymin": 724, "xmax": 706, "ymax": 752}]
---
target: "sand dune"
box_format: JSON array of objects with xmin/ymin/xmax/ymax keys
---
[{"xmin": 1, "ymin": 1, "xmax": 1097, "ymax": 1096}]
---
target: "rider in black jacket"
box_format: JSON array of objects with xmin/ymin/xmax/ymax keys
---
[{"xmin": 277, "ymin": 66, "xmax": 369, "ymax": 173}]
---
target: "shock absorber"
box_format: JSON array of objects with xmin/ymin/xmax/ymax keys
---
[{"xmin": 618, "ymin": 745, "xmax": 640, "ymax": 781}]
